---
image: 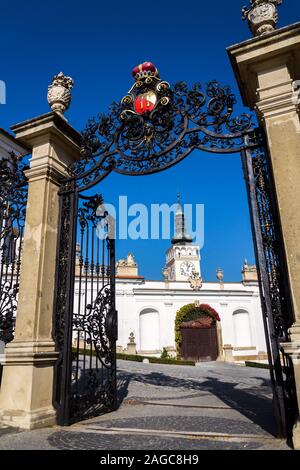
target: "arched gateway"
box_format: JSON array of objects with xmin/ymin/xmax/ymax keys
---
[
  {"xmin": 0, "ymin": 58, "xmax": 298, "ymax": 439},
  {"xmin": 50, "ymin": 62, "xmax": 296, "ymax": 434}
]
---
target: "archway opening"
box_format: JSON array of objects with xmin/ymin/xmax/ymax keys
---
[
  {"xmin": 233, "ymin": 309, "xmax": 252, "ymax": 348},
  {"xmin": 139, "ymin": 308, "xmax": 160, "ymax": 354}
]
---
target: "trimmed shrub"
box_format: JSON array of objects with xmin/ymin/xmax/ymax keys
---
[
  {"xmin": 245, "ymin": 361, "xmax": 270, "ymax": 370},
  {"xmin": 116, "ymin": 353, "xmax": 144, "ymax": 363},
  {"xmin": 116, "ymin": 353, "xmax": 195, "ymax": 366},
  {"xmin": 73, "ymin": 350, "xmax": 195, "ymax": 366},
  {"xmin": 160, "ymin": 347, "xmax": 171, "ymax": 360}
]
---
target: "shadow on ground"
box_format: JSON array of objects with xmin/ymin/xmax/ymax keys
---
[{"xmin": 116, "ymin": 369, "xmax": 277, "ymax": 436}]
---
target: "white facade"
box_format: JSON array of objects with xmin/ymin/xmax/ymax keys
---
[
  {"xmin": 109, "ymin": 197, "xmax": 267, "ymax": 361},
  {"xmin": 114, "ymin": 276, "xmax": 267, "ymax": 360},
  {"xmin": 72, "ymin": 196, "xmax": 268, "ymax": 363}
]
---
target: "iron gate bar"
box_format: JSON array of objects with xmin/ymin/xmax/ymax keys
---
[
  {"xmin": 241, "ymin": 130, "xmax": 298, "ymax": 438},
  {"xmin": 54, "ymin": 185, "xmax": 117, "ymax": 425},
  {"xmin": 242, "ymin": 137, "xmax": 286, "ymax": 437},
  {"xmin": 55, "ymin": 185, "xmax": 78, "ymax": 425}
]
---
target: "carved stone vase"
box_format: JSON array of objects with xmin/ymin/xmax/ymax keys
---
[
  {"xmin": 47, "ymin": 72, "xmax": 74, "ymax": 116},
  {"xmin": 242, "ymin": 1, "xmax": 282, "ymax": 37}
]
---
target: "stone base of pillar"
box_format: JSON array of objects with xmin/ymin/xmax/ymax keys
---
[
  {"xmin": 223, "ymin": 344, "xmax": 234, "ymax": 363},
  {"xmin": 0, "ymin": 340, "xmax": 59, "ymax": 430},
  {"xmin": 281, "ymin": 339, "xmax": 300, "ymax": 450},
  {"xmin": 126, "ymin": 343, "xmax": 137, "ymax": 355},
  {"xmin": 293, "ymin": 419, "xmax": 300, "ymax": 450},
  {"xmin": 0, "ymin": 407, "xmax": 57, "ymax": 430}
]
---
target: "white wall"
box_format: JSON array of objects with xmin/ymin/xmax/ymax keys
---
[{"xmin": 74, "ymin": 278, "xmax": 267, "ymax": 358}]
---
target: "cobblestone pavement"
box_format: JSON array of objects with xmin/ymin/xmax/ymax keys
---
[{"xmin": 0, "ymin": 360, "xmax": 291, "ymax": 450}]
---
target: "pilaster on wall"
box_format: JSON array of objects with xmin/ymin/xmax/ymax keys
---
[
  {"xmin": 0, "ymin": 112, "xmax": 82, "ymax": 429},
  {"xmin": 228, "ymin": 22, "xmax": 300, "ymax": 449}
]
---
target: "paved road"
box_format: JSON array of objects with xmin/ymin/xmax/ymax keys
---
[{"xmin": 0, "ymin": 360, "xmax": 291, "ymax": 450}]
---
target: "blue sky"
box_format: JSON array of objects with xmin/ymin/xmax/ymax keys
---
[{"xmin": 1, "ymin": 0, "xmax": 299, "ymax": 281}]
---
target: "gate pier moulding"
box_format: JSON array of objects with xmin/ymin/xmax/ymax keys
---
[
  {"xmin": 228, "ymin": 22, "xmax": 300, "ymax": 449},
  {"xmin": 0, "ymin": 112, "xmax": 82, "ymax": 429}
]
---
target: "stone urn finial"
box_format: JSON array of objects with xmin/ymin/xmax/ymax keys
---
[
  {"xmin": 162, "ymin": 266, "xmax": 169, "ymax": 281},
  {"xmin": 47, "ymin": 72, "xmax": 74, "ymax": 117},
  {"xmin": 216, "ymin": 268, "xmax": 224, "ymax": 283},
  {"xmin": 128, "ymin": 332, "xmax": 135, "ymax": 344},
  {"xmin": 242, "ymin": 0, "xmax": 283, "ymax": 37}
]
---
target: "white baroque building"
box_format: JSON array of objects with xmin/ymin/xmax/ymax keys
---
[{"xmin": 111, "ymin": 198, "xmax": 268, "ymax": 363}]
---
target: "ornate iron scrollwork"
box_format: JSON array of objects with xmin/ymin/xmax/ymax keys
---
[
  {"xmin": 249, "ymin": 135, "xmax": 294, "ymax": 340},
  {"xmin": 0, "ymin": 152, "xmax": 28, "ymax": 345},
  {"xmin": 67, "ymin": 62, "xmax": 254, "ymax": 191},
  {"xmin": 74, "ymin": 283, "xmax": 116, "ymax": 366}
]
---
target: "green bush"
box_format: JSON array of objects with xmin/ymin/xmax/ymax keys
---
[
  {"xmin": 245, "ymin": 361, "xmax": 270, "ymax": 370},
  {"xmin": 160, "ymin": 347, "xmax": 171, "ymax": 360},
  {"xmin": 175, "ymin": 303, "xmax": 220, "ymax": 358},
  {"xmin": 73, "ymin": 349, "xmax": 195, "ymax": 366},
  {"xmin": 148, "ymin": 357, "xmax": 195, "ymax": 366},
  {"xmin": 116, "ymin": 353, "xmax": 143, "ymax": 362},
  {"xmin": 116, "ymin": 353, "xmax": 195, "ymax": 366}
]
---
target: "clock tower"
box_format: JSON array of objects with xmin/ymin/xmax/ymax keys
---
[{"xmin": 164, "ymin": 195, "xmax": 201, "ymax": 282}]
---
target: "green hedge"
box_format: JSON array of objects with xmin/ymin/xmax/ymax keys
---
[
  {"xmin": 116, "ymin": 353, "xmax": 143, "ymax": 363},
  {"xmin": 117, "ymin": 353, "xmax": 195, "ymax": 366},
  {"xmin": 73, "ymin": 349, "xmax": 195, "ymax": 366},
  {"xmin": 245, "ymin": 361, "xmax": 270, "ymax": 370}
]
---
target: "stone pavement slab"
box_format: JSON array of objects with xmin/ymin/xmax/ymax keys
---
[{"xmin": 0, "ymin": 361, "xmax": 291, "ymax": 450}]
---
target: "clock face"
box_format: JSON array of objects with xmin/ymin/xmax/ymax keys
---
[{"xmin": 180, "ymin": 261, "xmax": 196, "ymax": 277}]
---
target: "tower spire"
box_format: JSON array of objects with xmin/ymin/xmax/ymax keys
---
[{"xmin": 172, "ymin": 194, "xmax": 192, "ymax": 245}]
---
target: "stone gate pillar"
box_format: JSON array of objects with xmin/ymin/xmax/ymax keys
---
[
  {"xmin": 228, "ymin": 23, "xmax": 300, "ymax": 447},
  {"xmin": 0, "ymin": 109, "xmax": 81, "ymax": 429}
]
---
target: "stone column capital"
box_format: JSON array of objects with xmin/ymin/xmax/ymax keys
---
[
  {"xmin": 227, "ymin": 22, "xmax": 300, "ymax": 110},
  {"xmin": 255, "ymin": 78, "xmax": 300, "ymax": 121},
  {"xmin": 11, "ymin": 112, "xmax": 82, "ymax": 184}
]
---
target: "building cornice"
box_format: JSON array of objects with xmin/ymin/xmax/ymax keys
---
[{"xmin": 131, "ymin": 288, "xmax": 258, "ymax": 298}]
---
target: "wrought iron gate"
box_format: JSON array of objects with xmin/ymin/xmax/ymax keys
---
[
  {"xmin": 242, "ymin": 131, "xmax": 298, "ymax": 438},
  {"xmin": 53, "ymin": 62, "xmax": 298, "ymax": 436},
  {"xmin": 54, "ymin": 188, "xmax": 117, "ymax": 425},
  {"xmin": 0, "ymin": 151, "xmax": 27, "ymax": 382}
]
